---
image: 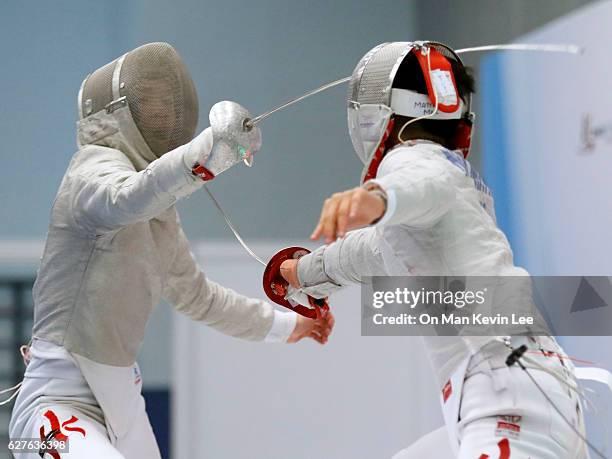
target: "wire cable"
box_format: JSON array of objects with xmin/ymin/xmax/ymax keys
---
[
  {"xmin": 0, "ymin": 382, "xmax": 22, "ymax": 406},
  {"xmin": 507, "ymin": 346, "xmax": 607, "ymax": 459},
  {"xmin": 203, "ymin": 186, "xmax": 267, "ymax": 267}
]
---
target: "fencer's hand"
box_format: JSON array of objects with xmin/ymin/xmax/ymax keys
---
[
  {"xmin": 183, "ymin": 102, "xmax": 263, "ymax": 179},
  {"xmin": 280, "ymin": 259, "xmax": 335, "ymax": 345},
  {"xmin": 280, "ymin": 259, "xmax": 300, "ymax": 288},
  {"xmin": 287, "ymin": 312, "xmax": 335, "ymax": 345},
  {"xmin": 311, "ymin": 186, "xmax": 386, "ymax": 243},
  {"xmin": 183, "ymin": 127, "xmax": 214, "ymax": 170},
  {"xmin": 207, "ymin": 101, "xmax": 262, "ymax": 175}
]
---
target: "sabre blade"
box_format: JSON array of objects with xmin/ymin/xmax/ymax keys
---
[
  {"xmin": 456, "ymin": 43, "xmax": 584, "ymax": 55},
  {"xmin": 244, "ymin": 43, "xmax": 582, "ymax": 129},
  {"xmin": 247, "ymin": 76, "xmax": 351, "ymax": 128},
  {"xmin": 212, "ymin": 42, "xmax": 584, "ymax": 267}
]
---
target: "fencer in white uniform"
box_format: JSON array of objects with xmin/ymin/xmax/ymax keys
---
[
  {"xmin": 279, "ymin": 42, "xmax": 589, "ymax": 458},
  {"xmin": 8, "ymin": 42, "xmax": 333, "ymax": 458}
]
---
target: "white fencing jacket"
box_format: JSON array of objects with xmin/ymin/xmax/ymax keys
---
[
  {"xmin": 297, "ymin": 140, "xmax": 539, "ymax": 388},
  {"xmin": 32, "ymin": 113, "xmax": 294, "ymax": 369}
]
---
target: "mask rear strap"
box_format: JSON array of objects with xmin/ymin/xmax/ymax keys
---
[
  {"xmin": 111, "ymin": 53, "xmax": 128, "ymax": 101},
  {"xmin": 414, "ymin": 47, "xmax": 460, "ymax": 113}
]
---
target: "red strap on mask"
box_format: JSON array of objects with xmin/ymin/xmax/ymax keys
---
[
  {"xmin": 414, "ymin": 47, "xmax": 460, "ymax": 114},
  {"xmin": 362, "ymin": 118, "xmax": 395, "ymax": 183},
  {"xmin": 454, "ymin": 118, "xmax": 473, "ymax": 159}
]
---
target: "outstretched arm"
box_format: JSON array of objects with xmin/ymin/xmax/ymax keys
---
[
  {"xmin": 71, "ymin": 129, "xmax": 213, "ymax": 234},
  {"xmin": 281, "ymin": 226, "xmax": 385, "ymax": 299},
  {"xmin": 285, "ymin": 146, "xmax": 456, "ymax": 294}
]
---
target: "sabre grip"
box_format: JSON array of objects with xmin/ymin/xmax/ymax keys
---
[{"xmin": 262, "ymin": 247, "xmax": 330, "ymax": 319}]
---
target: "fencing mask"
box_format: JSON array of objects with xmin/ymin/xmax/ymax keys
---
[
  {"xmin": 347, "ymin": 41, "xmax": 474, "ymax": 182},
  {"xmin": 78, "ymin": 42, "xmax": 199, "ymax": 162}
]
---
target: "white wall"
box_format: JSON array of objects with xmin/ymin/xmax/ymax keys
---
[
  {"xmin": 172, "ymin": 243, "xmax": 444, "ymax": 459},
  {"xmin": 488, "ymin": 1, "xmax": 612, "ymax": 450},
  {"xmin": 497, "ymin": 0, "xmax": 612, "ymax": 275}
]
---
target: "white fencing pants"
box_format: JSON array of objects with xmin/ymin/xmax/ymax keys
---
[
  {"xmin": 9, "ymin": 341, "xmax": 161, "ymax": 459},
  {"xmin": 394, "ymin": 339, "xmax": 590, "ymax": 458}
]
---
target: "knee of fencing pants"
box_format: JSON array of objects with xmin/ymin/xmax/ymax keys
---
[
  {"xmin": 458, "ymin": 414, "xmax": 571, "ymax": 459},
  {"xmin": 14, "ymin": 404, "xmax": 125, "ymax": 459},
  {"xmin": 459, "ymin": 366, "xmax": 585, "ymax": 459},
  {"xmin": 460, "ymin": 370, "xmax": 517, "ymax": 426}
]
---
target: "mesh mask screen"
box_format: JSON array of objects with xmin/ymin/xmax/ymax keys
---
[{"xmin": 119, "ymin": 42, "xmax": 199, "ymax": 157}]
